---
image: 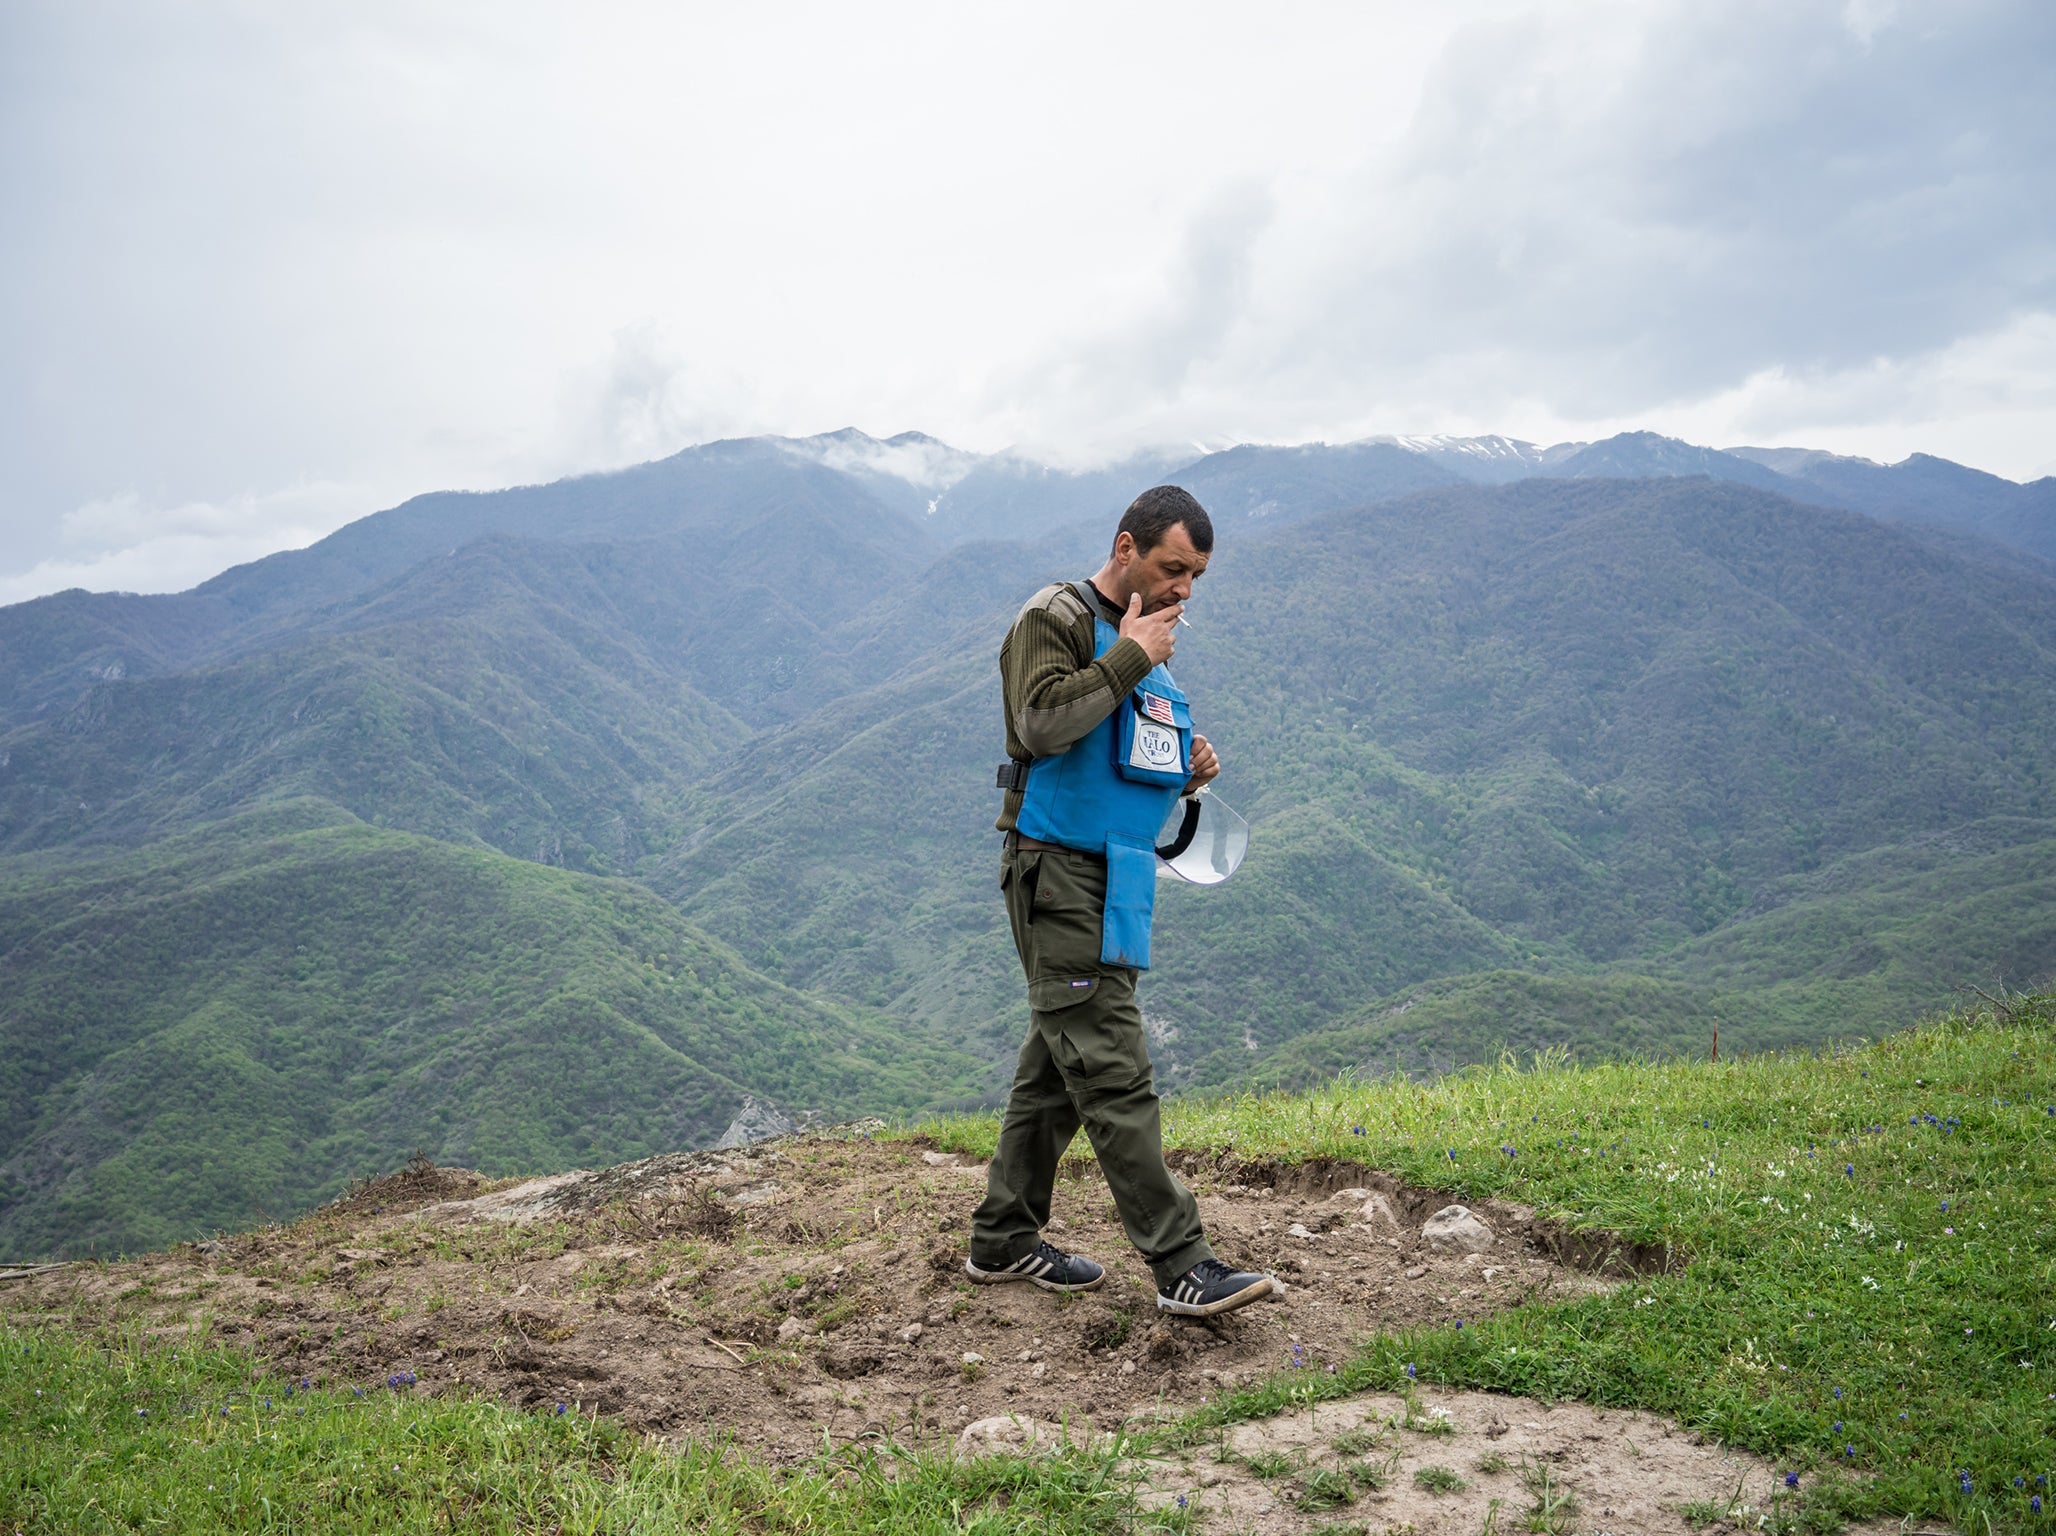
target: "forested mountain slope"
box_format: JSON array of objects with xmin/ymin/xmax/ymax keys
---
[
  {"xmin": 658, "ymin": 476, "xmax": 2056, "ymax": 1085},
  {"xmin": 0, "ymin": 801, "xmax": 980, "ymax": 1257}
]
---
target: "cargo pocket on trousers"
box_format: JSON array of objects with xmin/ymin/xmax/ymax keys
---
[
  {"xmin": 1047, "ymin": 1012, "xmax": 1151, "ymax": 1092},
  {"xmin": 1028, "ymin": 974, "xmax": 1100, "ymax": 1012}
]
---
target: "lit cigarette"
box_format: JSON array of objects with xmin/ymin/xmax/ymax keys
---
[{"xmin": 1177, "ymin": 612, "xmax": 1193, "ymax": 629}]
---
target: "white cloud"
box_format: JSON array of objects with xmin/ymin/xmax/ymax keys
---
[
  {"xmin": 1002, "ymin": 0, "xmax": 2056, "ymax": 471},
  {"xmin": 2, "ymin": 0, "xmax": 2051, "ymax": 601},
  {"xmin": 0, "ymin": 481, "xmax": 378, "ymax": 606}
]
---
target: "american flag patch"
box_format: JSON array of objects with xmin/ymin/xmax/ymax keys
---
[{"xmin": 1141, "ymin": 692, "xmax": 1176, "ymax": 725}]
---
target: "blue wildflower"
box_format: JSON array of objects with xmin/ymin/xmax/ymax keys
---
[
  {"xmin": 1785, "ymin": 1472, "xmax": 1799, "ymax": 1489},
  {"xmin": 1833, "ymin": 1386, "xmax": 1842, "ymax": 1399},
  {"xmin": 1406, "ymin": 1363, "xmax": 1417, "ymax": 1379}
]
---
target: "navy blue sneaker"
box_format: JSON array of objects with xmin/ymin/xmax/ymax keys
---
[
  {"xmin": 1158, "ymin": 1258, "xmax": 1272, "ymax": 1317},
  {"xmin": 964, "ymin": 1240, "xmax": 1106, "ymax": 1292}
]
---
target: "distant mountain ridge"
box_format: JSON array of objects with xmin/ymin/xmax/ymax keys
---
[{"xmin": 6, "ymin": 426, "xmax": 2050, "ymax": 730}]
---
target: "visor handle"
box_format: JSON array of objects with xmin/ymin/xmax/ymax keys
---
[{"xmin": 1155, "ymin": 796, "xmax": 1203, "ymax": 861}]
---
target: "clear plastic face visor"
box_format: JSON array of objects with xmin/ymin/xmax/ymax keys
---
[{"xmin": 1154, "ymin": 792, "xmax": 1249, "ymax": 885}]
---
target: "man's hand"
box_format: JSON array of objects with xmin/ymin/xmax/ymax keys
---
[
  {"xmin": 1185, "ymin": 733, "xmax": 1219, "ymax": 793},
  {"xmin": 1119, "ymin": 591, "xmax": 1182, "ymax": 666}
]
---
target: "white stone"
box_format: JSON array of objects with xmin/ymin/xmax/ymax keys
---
[
  {"xmin": 1286, "ymin": 1223, "xmax": 1317, "ymax": 1240},
  {"xmin": 961, "ymin": 1351, "xmax": 985, "ymax": 1366},
  {"xmin": 1421, "ymin": 1204, "xmax": 1496, "ymax": 1253},
  {"xmin": 954, "ymin": 1414, "xmax": 1072, "ymax": 1459},
  {"xmin": 1357, "ymin": 1193, "xmax": 1404, "ymax": 1234},
  {"xmin": 920, "ymin": 1151, "xmax": 959, "ymax": 1166},
  {"xmin": 899, "ymin": 1323, "xmax": 923, "ymax": 1343},
  {"xmin": 776, "ymin": 1315, "xmax": 814, "ymax": 1342}
]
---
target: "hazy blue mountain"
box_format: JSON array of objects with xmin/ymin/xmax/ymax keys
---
[
  {"xmin": 1729, "ymin": 447, "xmax": 2056, "ymax": 564},
  {"xmin": 0, "ymin": 435, "xmax": 938, "ymax": 730},
  {"xmin": 1538, "ymin": 431, "xmax": 1805, "ymax": 494},
  {"xmin": 1167, "ymin": 441, "xmax": 1460, "ymax": 525},
  {"xmin": 925, "ymin": 449, "xmax": 1192, "ymax": 545}
]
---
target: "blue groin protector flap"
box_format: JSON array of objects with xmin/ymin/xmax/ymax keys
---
[{"xmin": 1100, "ymin": 836, "xmax": 1161, "ymax": 969}]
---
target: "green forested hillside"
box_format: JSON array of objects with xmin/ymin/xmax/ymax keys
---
[
  {"xmin": 0, "ymin": 801, "xmax": 980, "ymax": 1257},
  {"xmin": 658, "ymin": 477, "xmax": 2056, "ymax": 1084},
  {"xmin": 5, "ymin": 437, "xmax": 2056, "ymax": 1259}
]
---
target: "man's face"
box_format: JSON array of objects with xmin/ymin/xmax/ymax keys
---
[{"xmin": 1115, "ymin": 524, "xmax": 1210, "ymax": 612}]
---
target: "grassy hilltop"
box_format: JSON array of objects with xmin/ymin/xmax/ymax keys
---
[{"xmin": 5, "ymin": 994, "xmax": 2052, "ymax": 1533}]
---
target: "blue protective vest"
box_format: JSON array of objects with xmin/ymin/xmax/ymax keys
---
[{"xmin": 1014, "ymin": 608, "xmax": 1194, "ymax": 969}]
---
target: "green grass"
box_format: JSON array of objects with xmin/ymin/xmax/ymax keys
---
[
  {"xmin": 921, "ymin": 993, "xmax": 2056, "ymax": 1532},
  {"xmin": 0, "ymin": 1322, "xmax": 1173, "ymax": 1534},
  {"xmin": 12, "ymin": 995, "xmax": 2055, "ymax": 1531}
]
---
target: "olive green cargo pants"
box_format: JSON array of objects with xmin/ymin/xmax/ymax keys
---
[{"xmin": 970, "ymin": 842, "xmax": 1213, "ymax": 1288}]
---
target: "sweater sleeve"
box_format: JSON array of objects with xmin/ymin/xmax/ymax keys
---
[{"xmin": 1003, "ymin": 603, "xmax": 1153, "ymax": 760}]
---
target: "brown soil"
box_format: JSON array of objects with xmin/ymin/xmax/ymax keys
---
[{"xmin": 3, "ymin": 1134, "xmax": 1626, "ymax": 1460}]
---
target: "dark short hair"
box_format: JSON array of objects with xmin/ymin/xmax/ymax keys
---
[{"xmin": 1116, "ymin": 485, "xmax": 1214, "ymax": 557}]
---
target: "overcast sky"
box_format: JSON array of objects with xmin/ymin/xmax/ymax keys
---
[{"xmin": 3, "ymin": 0, "xmax": 2052, "ymax": 603}]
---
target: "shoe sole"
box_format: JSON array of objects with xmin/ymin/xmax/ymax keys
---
[
  {"xmin": 963, "ymin": 1258, "xmax": 1105, "ymax": 1293},
  {"xmin": 1156, "ymin": 1275, "xmax": 1275, "ymax": 1317}
]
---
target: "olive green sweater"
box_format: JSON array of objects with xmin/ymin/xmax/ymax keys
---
[{"xmin": 995, "ymin": 579, "xmax": 1155, "ymax": 833}]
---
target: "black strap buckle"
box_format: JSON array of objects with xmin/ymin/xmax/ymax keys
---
[{"xmin": 995, "ymin": 760, "xmax": 1031, "ymax": 792}]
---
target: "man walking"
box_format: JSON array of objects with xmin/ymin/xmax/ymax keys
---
[{"xmin": 968, "ymin": 486, "xmax": 1272, "ymax": 1318}]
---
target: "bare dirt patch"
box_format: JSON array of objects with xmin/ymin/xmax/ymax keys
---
[
  {"xmin": 1115, "ymin": 1388, "xmax": 1902, "ymax": 1535},
  {"xmin": 7, "ymin": 1138, "xmax": 1614, "ymax": 1454}
]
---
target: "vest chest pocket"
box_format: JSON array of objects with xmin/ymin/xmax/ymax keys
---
[{"xmin": 1114, "ymin": 686, "xmax": 1192, "ymax": 788}]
